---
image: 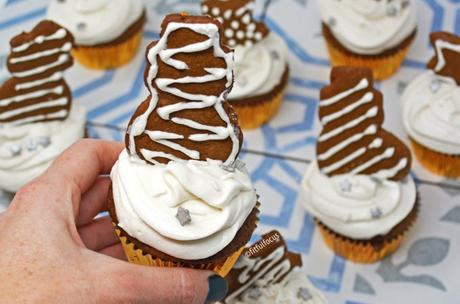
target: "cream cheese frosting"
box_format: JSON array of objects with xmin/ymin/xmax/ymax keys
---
[
  {"xmin": 317, "ymin": 0, "xmax": 417, "ymax": 55},
  {"xmin": 301, "ymin": 162, "xmax": 416, "ymax": 240},
  {"xmin": 229, "ymin": 32, "xmax": 288, "ymax": 100},
  {"xmin": 111, "ymin": 150, "xmax": 257, "ymax": 260},
  {"xmin": 47, "ymin": 0, "xmax": 144, "ymax": 46},
  {"xmin": 402, "ymin": 71, "xmax": 460, "ymax": 155},
  {"xmin": 222, "ymin": 268, "xmax": 328, "ymax": 304},
  {"xmin": 0, "ymin": 105, "xmax": 86, "ymax": 193}
]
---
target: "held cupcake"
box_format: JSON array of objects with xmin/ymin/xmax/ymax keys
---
[
  {"xmin": 301, "ymin": 67, "xmax": 418, "ymax": 263},
  {"xmin": 108, "ymin": 14, "xmax": 259, "ymax": 277},
  {"xmin": 0, "ymin": 20, "xmax": 86, "ymax": 193},
  {"xmin": 402, "ymin": 32, "xmax": 460, "ymax": 178},
  {"xmin": 318, "ymin": 0, "xmax": 417, "ymax": 80},
  {"xmin": 201, "ymin": 0, "xmax": 289, "ymax": 129},
  {"xmin": 221, "ymin": 230, "xmax": 327, "ymax": 304},
  {"xmin": 47, "ymin": 0, "xmax": 146, "ymax": 70}
]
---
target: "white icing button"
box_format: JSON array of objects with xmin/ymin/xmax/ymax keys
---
[
  {"xmin": 224, "ymin": 9, "xmax": 232, "ymax": 19},
  {"xmin": 247, "ymin": 23, "xmax": 256, "ymax": 32},
  {"xmin": 211, "ymin": 7, "xmax": 220, "ymax": 16},
  {"xmin": 202, "ymin": 5, "xmax": 209, "ymax": 13},
  {"xmin": 245, "ymin": 40, "xmax": 253, "ymax": 47},
  {"xmin": 254, "ymin": 32, "xmax": 263, "ymax": 40},
  {"xmin": 228, "ymin": 39, "xmax": 236, "ymax": 47},
  {"xmin": 246, "ymin": 31, "xmax": 254, "ymax": 38},
  {"xmin": 225, "ymin": 29, "xmax": 234, "ymax": 38},
  {"xmin": 217, "ymin": 17, "xmax": 224, "ymax": 24},
  {"xmin": 242, "ymin": 13, "xmax": 251, "ymax": 24},
  {"xmin": 236, "ymin": 30, "xmax": 245, "ymax": 39},
  {"xmin": 231, "ymin": 20, "xmax": 239, "ymax": 29}
]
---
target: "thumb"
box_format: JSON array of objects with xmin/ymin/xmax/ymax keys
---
[{"xmin": 100, "ymin": 260, "xmax": 228, "ymax": 304}]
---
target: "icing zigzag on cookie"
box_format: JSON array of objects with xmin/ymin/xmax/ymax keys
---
[
  {"xmin": 318, "ymin": 66, "xmax": 411, "ymax": 181},
  {"xmin": 0, "ymin": 20, "xmax": 74, "ymax": 127},
  {"xmin": 126, "ymin": 14, "xmax": 242, "ymax": 165},
  {"xmin": 201, "ymin": 0, "xmax": 269, "ymax": 48},
  {"xmin": 427, "ymin": 31, "xmax": 460, "ymax": 85}
]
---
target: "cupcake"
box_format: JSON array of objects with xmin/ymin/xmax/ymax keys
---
[
  {"xmin": 0, "ymin": 20, "xmax": 86, "ymax": 193},
  {"xmin": 221, "ymin": 230, "xmax": 327, "ymax": 304},
  {"xmin": 108, "ymin": 14, "xmax": 259, "ymax": 276},
  {"xmin": 301, "ymin": 67, "xmax": 418, "ymax": 263},
  {"xmin": 201, "ymin": 0, "xmax": 289, "ymax": 129},
  {"xmin": 402, "ymin": 32, "xmax": 460, "ymax": 178},
  {"xmin": 318, "ymin": 0, "xmax": 417, "ymax": 80},
  {"xmin": 47, "ymin": 0, "xmax": 146, "ymax": 70}
]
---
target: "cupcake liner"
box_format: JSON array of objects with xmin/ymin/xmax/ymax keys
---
[
  {"xmin": 316, "ymin": 199, "xmax": 419, "ymax": 264},
  {"xmin": 410, "ymin": 138, "xmax": 460, "ymax": 178},
  {"xmin": 114, "ymin": 226, "xmax": 245, "ymax": 277},
  {"xmin": 72, "ymin": 28, "xmax": 143, "ymax": 70},
  {"xmin": 231, "ymin": 87, "xmax": 286, "ymax": 129},
  {"xmin": 322, "ymin": 24, "xmax": 415, "ymax": 80}
]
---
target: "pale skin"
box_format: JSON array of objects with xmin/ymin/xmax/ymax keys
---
[{"xmin": 0, "ymin": 139, "xmax": 218, "ymax": 304}]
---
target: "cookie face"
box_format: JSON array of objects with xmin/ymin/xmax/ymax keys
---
[
  {"xmin": 201, "ymin": 0, "xmax": 269, "ymax": 48},
  {"xmin": 224, "ymin": 230, "xmax": 302, "ymax": 302},
  {"xmin": 0, "ymin": 20, "xmax": 74, "ymax": 127},
  {"xmin": 125, "ymin": 14, "xmax": 242, "ymax": 165},
  {"xmin": 318, "ymin": 67, "xmax": 411, "ymax": 181},
  {"xmin": 427, "ymin": 31, "xmax": 460, "ymax": 85}
]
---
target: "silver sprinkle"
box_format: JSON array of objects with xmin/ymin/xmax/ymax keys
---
[
  {"xmin": 247, "ymin": 287, "xmax": 262, "ymax": 300},
  {"xmin": 338, "ymin": 178, "xmax": 352, "ymax": 193},
  {"xmin": 386, "ymin": 5, "xmax": 398, "ymax": 17},
  {"xmin": 176, "ymin": 207, "xmax": 191, "ymax": 226},
  {"xmin": 328, "ymin": 17, "xmax": 336, "ymax": 27},
  {"xmin": 270, "ymin": 50, "xmax": 280, "ymax": 60},
  {"xmin": 26, "ymin": 140, "xmax": 38, "ymax": 152},
  {"xmin": 8, "ymin": 144, "xmax": 22, "ymax": 157},
  {"xmin": 77, "ymin": 22, "xmax": 86, "ymax": 30},
  {"xmin": 37, "ymin": 136, "xmax": 51, "ymax": 148},
  {"xmin": 371, "ymin": 207, "xmax": 383, "ymax": 219},
  {"xmin": 233, "ymin": 159, "xmax": 248, "ymax": 174},
  {"xmin": 430, "ymin": 79, "xmax": 441, "ymax": 93},
  {"xmin": 297, "ymin": 287, "xmax": 313, "ymax": 301}
]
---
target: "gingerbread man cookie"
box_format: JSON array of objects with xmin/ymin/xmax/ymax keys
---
[
  {"xmin": 126, "ymin": 14, "xmax": 243, "ymax": 165},
  {"xmin": 0, "ymin": 20, "xmax": 74, "ymax": 127},
  {"xmin": 201, "ymin": 0, "xmax": 269, "ymax": 48},
  {"xmin": 318, "ymin": 67, "xmax": 411, "ymax": 181}
]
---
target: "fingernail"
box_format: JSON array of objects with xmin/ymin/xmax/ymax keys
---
[{"xmin": 206, "ymin": 275, "xmax": 228, "ymax": 303}]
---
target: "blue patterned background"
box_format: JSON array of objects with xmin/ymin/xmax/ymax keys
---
[{"xmin": 1, "ymin": 0, "xmax": 460, "ymax": 302}]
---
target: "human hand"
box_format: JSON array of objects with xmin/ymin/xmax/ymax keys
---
[{"xmin": 0, "ymin": 139, "xmax": 227, "ymax": 303}]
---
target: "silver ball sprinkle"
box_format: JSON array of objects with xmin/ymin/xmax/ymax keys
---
[
  {"xmin": 430, "ymin": 79, "xmax": 442, "ymax": 93},
  {"xmin": 8, "ymin": 144, "xmax": 22, "ymax": 157},
  {"xmin": 176, "ymin": 207, "xmax": 192, "ymax": 226},
  {"xmin": 77, "ymin": 22, "xmax": 86, "ymax": 30},
  {"xmin": 38, "ymin": 136, "xmax": 51, "ymax": 148},
  {"xmin": 26, "ymin": 140, "xmax": 38, "ymax": 152},
  {"xmin": 386, "ymin": 4, "xmax": 398, "ymax": 17},
  {"xmin": 328, "ymin": 17, "xmax": 337, "ymax": 27},
  {"xmin": 371, "ymin": 207, "xmax": 383, "ymax": 219},
  {"xmin": 297, "ymin": 287, "xmax": 313, "ymax": 301},
  {"xmin": 338, "ymin": 178, "xmax": 352, "ymax": 193}
]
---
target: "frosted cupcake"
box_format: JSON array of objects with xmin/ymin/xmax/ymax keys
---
[
  {"xmin": 318, "ymin": 0, "xmax": 417, "ymax": 80},
  {"xmin": 301, "ymin": 67, "xmax": 418, "ymax": 263},
  {"xmin": 402, "ymin": 32, "xmax": 460, "ymax": 178},
  {"xmin": 108, "ymin": 14, "xmax": 259, "ymax": 276},
  {"xmin": 0, "ymin": 21, "xmax": 86, "ymax": 193},
  {"xmin": 47, "ymin": 0, "xmax": 145, "ymax": 69},
  {"xmin": 201, "ymin": 0, "xmax": 289, "ymax": 129}
]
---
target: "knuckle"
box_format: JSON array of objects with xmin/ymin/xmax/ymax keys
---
[{"xmin": 177, "ymin": 270, "xmax": 200, "ymax": 304}]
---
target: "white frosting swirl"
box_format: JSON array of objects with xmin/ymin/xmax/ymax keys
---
[
  {"xmin": 402, "ymin": 71, "xmax": 460, "ymax": 155},
  {"xmin": 229, "ymin": 32, "xmax": 288, "ymax": 100},
  {"xmin": 301, "ymin": 162, "xmax": 416, "ymax": 240},
  {"xmin": 111, "ymin": 150, "xmax": 257, "ymax": 260},
  {"xmin": 47, "ymin": 0, "xmax": 144, "ymax": 46},
  {"xmin": 0, "ymin": 105, "xmax": 86, "ymax": 193},
  {"xmin": 317, "ymin": 0, "xmax": 417, "ymax": 55},
  {"xmin": 223, "ymin": 268, "xmax": 328, "ymax": 304}
]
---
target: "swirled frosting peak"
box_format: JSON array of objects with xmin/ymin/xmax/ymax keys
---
[{"xmin": 318, "ymin": 0, "xmax": 417, "ymax": 55}]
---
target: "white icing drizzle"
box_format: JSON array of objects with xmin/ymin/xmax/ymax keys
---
[
  {"xmin": 11, "ymin": 28, "xmax": 67, "ymax": 53},
  {"xmin": 433, "ymin": 39, "xmax": 460, "ymax": 72},
  {"xmin": 320, "ymin": 78, "xmax": 368, "ymax": 106},
  {"xmin": 14, "ymin": 72, "xmax": 63, "ymax": 91},
  {"xmin": 321, "ymin": 92, "xmax": 374, "ymax": 124},
  {"xmin": 11, "ymin": 54, "xmax": 69, "ymax": 78},
  {"xmin": 0, "ymin": 109, "xmax": 67, "ymax": 127},
  {"xmin": 0, "ymin": 97, "xmax": 67, "ymax": 120},
  {"xmin": 9, "ymin": 42, "xmax": 72, "ymax": 64},
  {"xmin": 127, "ymin": 21, "xmax": 239, "ymax": 165},
  {"xmin": 0, "ymin": 85, "xmax": 63, "ymax": 107}
]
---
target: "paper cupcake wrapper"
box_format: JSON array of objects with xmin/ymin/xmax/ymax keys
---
[
  {"xmin": 114, "ymin": 227, "xmax": 245, "ymax": 277},
  {"xmin": 324, "ymin": 32, "xmax": 414, "ymax": 81},
  {"xmin": 410, "ymin": 138, "xmax": 460, "ymax": 178},
  {"xmin": 316, "ymin": 200, "xmax": 419, "ymax": 264},
  {"xmin": 231, "ymin": 87, "xmax": 286, "ymax": 129},
  {"xmin": 72, "ymin": 28, "xmax": 143, "ymax": 70}
]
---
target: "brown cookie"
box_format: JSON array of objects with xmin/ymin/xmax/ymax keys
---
[
  {"xmin": 125, "ymin": 14, "xmax": 243, "ymax": 165},
  {"xmin": 427, "ymin": 31, "xmax": 460, "ymax": 85},
  {"xmin": 201, "ymin": 0, "xmax": 269, "ymax": 48},
  {"xmin": 318, "ymin": 66, "xmax": 411, "ymax": 181},
  {"xmin": 0, "ymin": 20, "xmax": 74, "ymax": 126},
  {"xmin": 223, "ymin": 230, "xmax": 302, "ymax": 302}
]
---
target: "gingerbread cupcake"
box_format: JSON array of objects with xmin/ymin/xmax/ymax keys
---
[
  {"xmin": 201, "ymin": 0, "xmax": 289, "ymax": 129},
  {"xmin": 221, "ymin": 231, "xmax": 327, "ymax": 304},
  {"xmin": 318, "ymin": 0, "xmax": 417, "ymax": 80},
  {"xmin": 301, "ymin": 67, "xmax": 418, "ymax": 263},
  {"xmin": 0, "ymin": 20, "xmax": 86, "ymax": 193},
  {"xmin": 108, "ymin": 14, "xmax": 259, "ymax": 276},
  {"xmin": 47, "ymin": 0, "xmax": 146, "ymax": 70},
  {"xmin": 402, "ymin": 32, "xmax": 460, "ymax": 178}
]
